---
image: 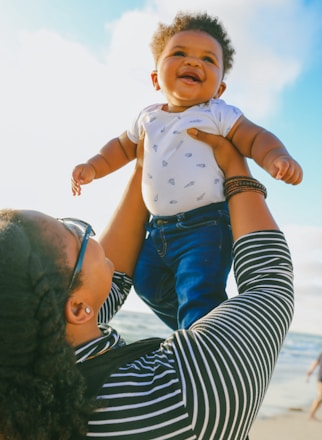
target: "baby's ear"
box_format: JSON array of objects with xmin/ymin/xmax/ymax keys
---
[
  {"xmin": 151, "ymin": 70, "xmax": 160, "ymax": 91},
  {"xmin": 214, "ymin": 81, "xmax": 227, "ymax": 98}
]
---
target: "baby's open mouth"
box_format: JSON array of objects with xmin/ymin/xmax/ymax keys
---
[{"xmin": 179, "ymin": 73, "xmax": 201, "ymax": 82}]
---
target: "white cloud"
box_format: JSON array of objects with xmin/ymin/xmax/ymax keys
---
[
  {"xmin": 283, "ymin": 225, "xmax": 322, "ymax": 335},
  {"xmin": 284, "ymin": 225, "xmax": 322, "ymax": 286}
]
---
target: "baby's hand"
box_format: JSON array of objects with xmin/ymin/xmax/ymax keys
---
[
  {"xmin": 268, "ymin": 155, "xmax": 303, "ymax": 185},
  {"xmin": 71, "ymin": 163, "xmax": 96, "ymax": 196},
  {"xmin": 71, "ymin": 177, "xmax": 81, "ymax": 196}
]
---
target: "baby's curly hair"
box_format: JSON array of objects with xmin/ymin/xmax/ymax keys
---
[{"xmin": 150, "ymin": 11, "xmax": 235, "ymax": 78}]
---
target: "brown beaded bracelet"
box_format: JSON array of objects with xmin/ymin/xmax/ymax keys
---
[{"xmin": 224, "ymin": 176, "xmax": 267, "ymax": 201}]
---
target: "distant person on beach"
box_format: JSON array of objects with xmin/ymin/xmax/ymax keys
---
[
  {"xmin": 0, "ymin": 132, "xmax": 294, "ymax": 439},
  {"xmin": 71, "ymin": 11, "xmax": 302, "ymax": 330},
  {"xmin": 306, "ymin": 351, "xmax": 322, "ymax": 420}
]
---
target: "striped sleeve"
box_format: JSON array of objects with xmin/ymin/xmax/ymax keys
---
[
  {"xmin": 98, "ymin": 272, "xmax": 132, "ymax": 324},
  {"xmin": 86, "ymin": 231, "xmax": 294, "ymax": 439},
  {"xmin": 173, "ymin": 230, "xmax": 294, "ymax": 439}
]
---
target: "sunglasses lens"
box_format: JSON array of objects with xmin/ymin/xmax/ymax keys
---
[
  {"xmin": 58, "ymin": 218, "xmax": 95, "ymax": 238},
  {"xmin": 57, "ymin": 218, "xmax": 96, "ymax": 289}
]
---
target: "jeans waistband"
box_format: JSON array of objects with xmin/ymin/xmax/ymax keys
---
[{"xmin": 150, "ymin": 202, "xmax": 228, "ymax": 225}]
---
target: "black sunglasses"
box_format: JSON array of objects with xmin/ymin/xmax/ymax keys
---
[{"xmin": 58, "ymin": 218, "xmax": 96, "ymax": 289}]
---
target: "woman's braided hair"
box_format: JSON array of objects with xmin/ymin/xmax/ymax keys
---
[
  {"xmin": 150, "ymin": 11, "xmax": 235, "ymax": 78},
  {"xmin": 0, "ymin": 210, "xmax": 93, "ymax": 439}
]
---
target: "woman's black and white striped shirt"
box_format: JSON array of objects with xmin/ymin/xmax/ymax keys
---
[{"xmin": 76, "ymin": 231, "xmax": 294, "ymax": 439}]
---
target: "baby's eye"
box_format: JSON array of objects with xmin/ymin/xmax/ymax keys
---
[
  {"xmin": 203, "ymin": 56, "xmax": 215, "ymax": 64},
  {"xmin": 173, "ymin": 50, "xmax": 185, "ymax": 57}
]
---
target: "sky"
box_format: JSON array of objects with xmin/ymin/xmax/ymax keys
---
[{"xmin": 1, "ymin": 0, "xmax": 322, "ymax": 335}]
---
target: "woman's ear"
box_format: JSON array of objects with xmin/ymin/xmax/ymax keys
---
[
  {"xmin": 151, "ymin": 70, "xmax": 160, "ymax": 91},
  {"xmin": 65, "ymin": 295, "xmax": 94, "ymax": 324},
  {"xmin": 214, "ymin": 81, "xmax": 227, "ymax": 99}
]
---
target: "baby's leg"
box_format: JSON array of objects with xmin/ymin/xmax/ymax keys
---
[{"xmin": 133, "ymin": 232, "xmax": 178, "ymax": 330}]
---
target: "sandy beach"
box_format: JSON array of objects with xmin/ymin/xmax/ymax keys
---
[{"xmin": 249, "ymin": 407, "xmax": 322, "ymax": 440}]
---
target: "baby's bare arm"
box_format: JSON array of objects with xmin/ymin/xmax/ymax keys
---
[
  {"xmin": 227, "ymin": 116, "xmax": 303, "ymax": 185},
  {"xmin": 71, "ymin": 132, "xmax": 137, "ymax": 195},
  {"xmin": 88, "ymin": 131, "xmax": 137, "ymax": 178}
]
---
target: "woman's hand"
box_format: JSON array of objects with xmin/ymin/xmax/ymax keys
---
[
  {"xmin": 187, "ymin": 128, "xmax": 251, "ymax": 178},
  {"xmin": 187, "ymin": 128, "xmax": 278, "ymax": 237},
  {"xmin": 135, "ymin": 133, "xmax": 145, "ymax": 169}
]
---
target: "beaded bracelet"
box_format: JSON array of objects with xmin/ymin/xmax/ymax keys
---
[{"xmin": 224, "ymin": 176, "xmax": 267, "ymax": 201}]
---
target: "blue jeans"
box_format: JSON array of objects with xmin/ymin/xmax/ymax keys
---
[{"xmin": 133, "ymin": 202, "xmax": 233, "ymax": 330}]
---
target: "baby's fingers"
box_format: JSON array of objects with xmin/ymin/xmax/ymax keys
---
[
  {"xmin": 276, "ymin": 160, "xmax": 303, "ymax": 185},
  {"xmin": 71, "ymin": 178, "xmax": 81, "ymax": 196},
  {"xmin": 290, "ymin": 161, "xmax": 303, "ymax": 185}
]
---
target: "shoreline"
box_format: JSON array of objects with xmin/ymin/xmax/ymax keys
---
[{"xmin": 249, "ymin": 406, "xmax": 322, "ymax": 440}]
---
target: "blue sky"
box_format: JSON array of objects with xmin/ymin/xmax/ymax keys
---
[{"xmin": 1, "ymin": 0, "xmax": 322, "ymax": 334}]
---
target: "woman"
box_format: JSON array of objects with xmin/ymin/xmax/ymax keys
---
[{"xmin": 0, "ymin": 132, "xmax": 294, "ymax": 439}]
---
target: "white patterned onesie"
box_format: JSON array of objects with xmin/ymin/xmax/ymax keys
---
[{"xmin": 127, "ymin": 98, "xmax": 243, "ymax": 216}]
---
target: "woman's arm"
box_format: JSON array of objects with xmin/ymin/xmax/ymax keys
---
[
  {"xmin": 173, "ymin": 130, "xmax": 295, "ymax": 438},
  {"xmin": 97, "ymin": 163, "xmax": 148, "ymax": 323},
  {"xmin": 98, "ymin": 163, "xmax": 149, "ymax": 277}
]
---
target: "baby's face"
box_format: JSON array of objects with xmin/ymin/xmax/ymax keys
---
[{"xmin": 151, "ymin": 30, "xmax": 226, "ymax": 113}]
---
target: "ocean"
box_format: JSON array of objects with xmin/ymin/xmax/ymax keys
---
[{"xmin": 110, "ymin": 310, "xmax": 322, "ymax": 419}]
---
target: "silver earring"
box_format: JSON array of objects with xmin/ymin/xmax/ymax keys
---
[{"xmin": 85, "ymin": 307, "xmax": 91, "ymax": 314}]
